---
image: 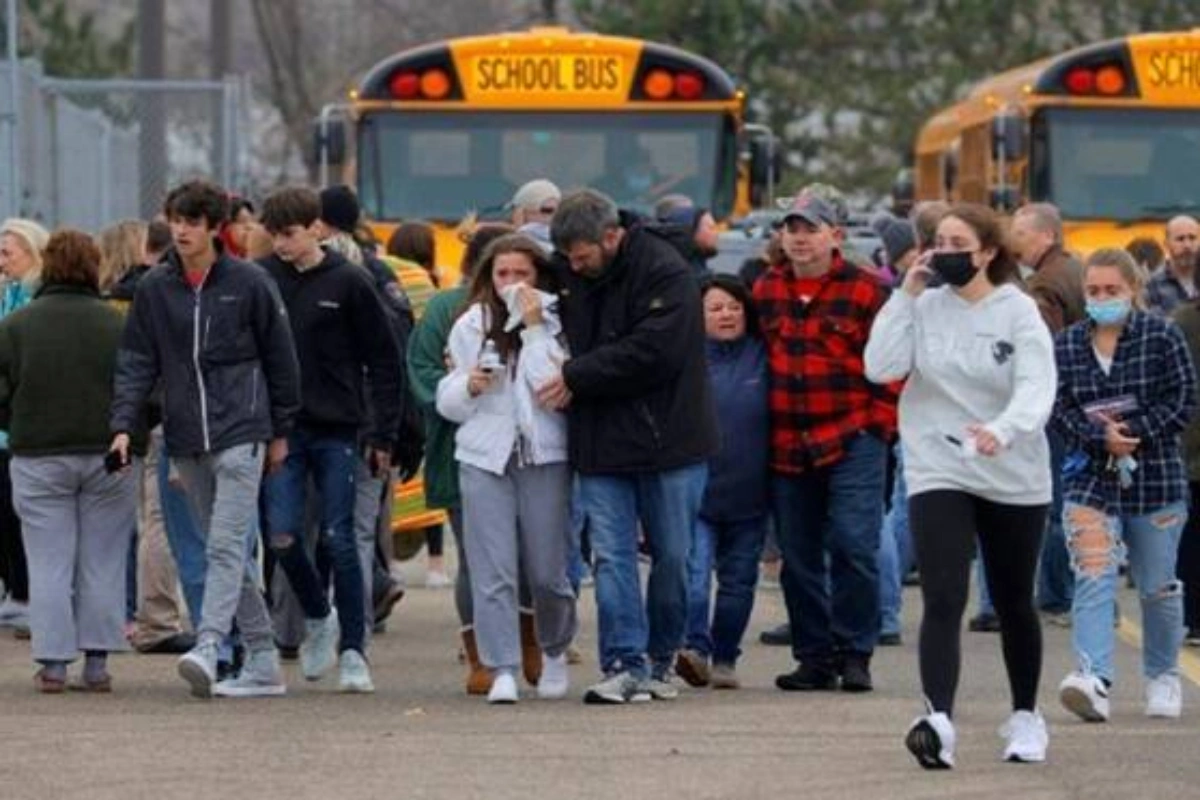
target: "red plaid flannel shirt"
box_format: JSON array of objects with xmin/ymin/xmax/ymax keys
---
[{"xmin": 753, "ymin": 254, "xmax": 898, "ymax": 474}]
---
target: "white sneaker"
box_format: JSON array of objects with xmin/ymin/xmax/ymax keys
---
[
  {"xmin": 1000, "ymin": 709, "xmax": 1048, "ymax": 763},
  {"xmin": 177, "ymin": 641, "xmax": 220, "ymax": 699},
  {"xmin": 905, "ymin": 710, "xmax": 955, "ymax": 769},
  {"xmin": 214, "ymin": 649, "xmax": 287, "ymax": 698},
  {"xmin": 1059, "ymin": 671, "xmax": 1110, "ymax": 722},
  {"xmin": 1145, "ymin": 673, "xmax": 1182, "ymax": 718},
  {"xmin": 300, "ymin": 613, "xmax": 339, "ymax": 681},
  {"xmin": 537, "ymin": 652, "xmax": 570, "ymax": 700},
  {"xmin": 425, "ymin": 570, "xmax": 452, "ymax": 589},
  {"xmin": 488, "ymin": 670, "xmax": 519, "ymax": 704},
  {"xmin": 338, "ymin": 649, "xmax": 375, "ymax": 694},
  {"xmin": 0, "ymin": 597, "xmax": 29, "ymax": 627}
]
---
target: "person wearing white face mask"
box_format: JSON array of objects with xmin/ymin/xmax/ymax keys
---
[
  {"xmin": 865, "ymin": 203, "xmax": 1057, "ymax": 769},
  {"xmin": 1054, "ymin": 248, "xmax": 1196, "ymax": 724},
  {"xmin": 437, "ymin": 233, "xmax": 577, "ymax": 704}
]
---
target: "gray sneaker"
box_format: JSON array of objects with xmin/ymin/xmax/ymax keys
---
[
  {"xmin": 300, "ymin": 613, "xmax": 339, "ymax": 681},
  {"xmin": 641, "ymin": 675, "xmax": 680, "ymax": 701},
  {"xmin": 583, "ymin": 671, "xmax": 651, "ymax": 705},
  {"xmin": 214, "ymin": 649, "xmax": 286, "ymax": 698},
  {"xmin": 177, "ymin": 641, "xmax": 219, "ymax": 699},
  {"xmin": 710, "ymin": 663, "xmax": 741, "ymax": 690}
]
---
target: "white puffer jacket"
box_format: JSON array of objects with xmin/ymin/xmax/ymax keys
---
[{"xmin": 436, "ymin": 301, "xmax": 568, "ymax": 476}]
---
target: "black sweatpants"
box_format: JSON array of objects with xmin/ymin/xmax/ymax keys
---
[
  {"xmin": 0, "ymin": 451, "xmax": 28, "ymax": 602},
  {"xmin": 1180, "ymin": 483, "xmax": 1200, "ymax": 633},
  {"xmin": 910, "ymin": 490, "xmax": 1047, "ymax": 717}
]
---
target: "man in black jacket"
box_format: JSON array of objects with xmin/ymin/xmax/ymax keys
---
[
  {"xmin": 110, "ymin": 180, "xmax": 302, "ymax": 699},
  {"xmin": 257, "ymin": 187, "xmax": 402, "ymax": 695},
  {"xmin": 542, "ymin": 189, "xmax": 718, "ymax": 704}
]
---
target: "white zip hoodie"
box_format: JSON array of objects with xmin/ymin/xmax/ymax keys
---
[
  {"xmin": 864, "ymin": 283, "xmax": 1056, "ymax": 505},
  {"xmin": 436, "ymin": 300, "xmax": 568, "ymax": 476}
]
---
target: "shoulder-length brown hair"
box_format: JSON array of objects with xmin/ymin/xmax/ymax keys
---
[
  {"xmin": 460, "ymin": 233, "xmax": 552, "ymax": 364},
  {"xmin": 942, "ymin": 202, "xmax": 1019, "ymax": 285},
  {"xmin": 43, "ymin": 229, "xmax": 101, "ymax": 292}
]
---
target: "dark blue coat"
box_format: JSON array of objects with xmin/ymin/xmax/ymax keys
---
[{"xmin": 701, "ymin": 335, "xmax": 769, "ymax": 522}]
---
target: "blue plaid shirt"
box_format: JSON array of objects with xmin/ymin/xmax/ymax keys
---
[
  {"xmin": 1052, "ymin": 311, "xmax": 1197, "ymax": 515},
  {"xmin": 1145, "ymin": 266, "xmax": 1195, "ymax": 318}
]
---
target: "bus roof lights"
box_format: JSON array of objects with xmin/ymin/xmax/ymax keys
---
[
  {"xmin": 1095, "ymin": 65, "xmax": 1127, "ymax": 95},
  {"xmin": 643, "ymin": 69, "xmax": 675, "ymax": 100},
  {"xmin": 420, "ymin": 69, "xmax": 452, "ymax": 99},
  {"xmin": 390, "ymin": 71, "xmax": 421, "ymax": 99},
  {"xmin": 675, "ymin": 72, "xmax": 705, "ymax": 100},
  {"xmin": 1064, "ymin": 67, "xmax": 1096, "ymax": 95}
]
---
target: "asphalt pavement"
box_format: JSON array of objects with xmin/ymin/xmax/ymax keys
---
[{"xmin": 1, "ymin": 566, "xmax": 1198, "ymax": 800}]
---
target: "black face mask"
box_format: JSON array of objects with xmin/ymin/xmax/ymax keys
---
[{"xmin": 930, "ymin": 251, "xmax": 978, "ymax": 287}]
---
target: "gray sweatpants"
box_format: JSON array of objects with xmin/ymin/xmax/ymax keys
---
[
  {"xmin": 461, "ymin": 460, "xmax": 576, "ymax": 672},
  {"xmin": 172, "ymin": 443, "xmax": 273, "ymax": 652},
  {"xmin": 11, "ymin": 454, "xmax": 137, "ymax": 662}
]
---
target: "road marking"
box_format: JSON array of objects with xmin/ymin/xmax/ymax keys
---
[{"xmin": 1117, "ymin": 616, "xmax": 1200, "ymax": 687}]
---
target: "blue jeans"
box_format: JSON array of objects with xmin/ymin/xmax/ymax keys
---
[
  {"xmin": 579, "ymin": 462, "xmax": 707, "ymax": 680},
  {"xmin": 1066, "ymin": 501, "xmax": 1187, "ymax": 683},
  {"xmin": 878, "ymin": 444, "xmax": 909, "ymax": 637},
  {"xmin": 772, "ymin": 433, "xmax": 887, "ymax": 663},
  {"xmin": 685, "ymin": 515, "xmax": 765, "ymax": 664},
  {"xmin": 263, "ymin": 428, "xmax": 364, "ymax": 654},
  {"xmin": 1036, "ymin": 429, "xmax": 1073, "ymax": 613},
  {"xmin": 158, "ymin": 443, "xmax": 207, "ymax": 629}
]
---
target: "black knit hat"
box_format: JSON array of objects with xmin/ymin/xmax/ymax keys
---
[{"xmin": 320, "ymin": 184, "xmax": 360, "ymax": 234}]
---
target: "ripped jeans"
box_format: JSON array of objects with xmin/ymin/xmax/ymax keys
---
[{"xmin": 1064, "ymin": 501, "xmax": 1186, "ymax": 684}]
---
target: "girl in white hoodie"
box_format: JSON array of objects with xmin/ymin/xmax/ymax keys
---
[
  {"xmin": 436, "ymin": 234, "xmax": 577, "ymax": 704},
  {"xmin": 865, "ymin": 203, "xmax": 1057, "ymax": 769}
]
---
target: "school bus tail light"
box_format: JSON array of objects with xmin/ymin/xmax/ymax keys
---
[
  {"xmin": 674, "ymin": 72, "xmax": 705, "ymax": 100},
  {"xmin": 1035, "ymin": 41, "xmax": 1139, "ymax": 98},
  {"xmin": 420, "ymin": 69, "xmax": 452, "ymax": 99},
  {"xmin": 629, "ymin": 42, "xmax": 735, "ymax": 102},
  {"xmin": 642, "ymin": 69, "xmax": 675, "ymax": 100},
  {"xmin": 389, "ymin": 71, "xmax": 422, "ymax": 99},
  {"xmin": 359, "ymin": 44, "xmax": 465, "ymax": 101}
]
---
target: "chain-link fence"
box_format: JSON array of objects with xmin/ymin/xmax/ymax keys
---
[{"xmin": 0, "ymin": 59, "xmax": 245, "ymax": 232}]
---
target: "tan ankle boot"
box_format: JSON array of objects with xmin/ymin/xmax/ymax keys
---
[
  {"xmin": 519, "ymin": 610, "xmax": 542, "ymax": 686},
  {"xmin": 460, "ymin": 627, "xmax": 491, "ymax": 695}
]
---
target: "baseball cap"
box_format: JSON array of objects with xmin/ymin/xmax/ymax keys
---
[
  {"xmin": 509, "ymin": 179, "xmax": 561, "ymax": 213},
  {"xmin": 799, "ymin": 183, "xmax": 850, "ymax": 227},
  {"xmin": 782, "ymin": 193, "xmax": 837, "ymax": 228}
]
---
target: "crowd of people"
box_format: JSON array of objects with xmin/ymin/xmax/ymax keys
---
[{"xmin": 0, "ymin": 170, "xmax": 1198, "ymax": 771}]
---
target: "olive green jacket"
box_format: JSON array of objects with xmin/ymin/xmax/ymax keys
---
[{"xmin": 407, "ymin": 287, "xmax": 467, "ymax": 508}]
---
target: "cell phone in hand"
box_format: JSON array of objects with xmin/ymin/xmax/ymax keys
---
[{"xmin": 104, "ymin": 449, "xmax": 129, "ymax": 474}]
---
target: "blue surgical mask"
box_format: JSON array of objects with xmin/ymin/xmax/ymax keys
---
[{"xmin": 1086, "ymin": 298, "xmax": 1131, "ymax": 327}]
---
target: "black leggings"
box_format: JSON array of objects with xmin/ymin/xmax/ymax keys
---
[
  {"xmin": 0, "ymin": 451, "xmax": 27, "ymax": 602},
  {"xmin": 910, "ymin": 490, "xmax": 1047, "ymax": 717}
]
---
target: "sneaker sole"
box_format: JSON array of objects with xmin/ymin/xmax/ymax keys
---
[
  {"xmin": 178, "ymin": 659, "xmax": 213, "ymax": 699},
  {"xmin": 1145, "ymin": 705, "xmax": 1181, "ymax": 719},
  {"xmin": 1005, "ymin": 749, "xmax": 1047, "ymax": 763},
  {"xmin": 905, "ymin": 720, "xmax": 953, "ymax": 770},
  {"xmin": 339, "ymin": 682, "xmax": 376, "ymax": 694},
  {"xmin": 582, "ymin": 689, "xmax": 651, "ymax": 704},
  {"xmin": 213, "ymin": 685, "xmax": 287, "ymax": 698},
  {"xmin": 1060, "ymin": 686, "xmax": 1108, "ymax": 722}
]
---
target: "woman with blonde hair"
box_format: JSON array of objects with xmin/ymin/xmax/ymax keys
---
[
  {"xmin": 97, "ymin": 220, "xmax": 148, "ymax": 299},
  {"xmin": 1055, "ymin": 248, "xmax": 1196, "ymax": 723},
  {"xmin": 0, "ymin": 217, "xmax": 49, "ymax": 637}
]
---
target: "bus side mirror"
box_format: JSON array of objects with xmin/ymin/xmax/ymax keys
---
[
  {"xmin": 749, "ymin": 136, "xmax": 783, "ymax": 204},
  {"xmin": 311, "ymin": 114, "xmax": 347, "ymax": 168},
  {"xmin": 992, "ymin": 113, "xmax": 1026, "ymax": 162}
]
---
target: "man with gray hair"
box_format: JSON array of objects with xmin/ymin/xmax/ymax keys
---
[
  {"xmin": 509, "ymin": 179, "xmax": 561, "ymax": 253},
  {"xmin": 540, "ymin": 189, "xmax": 718, "ymax": 704},
  {"xmin": 1148, "ymin": 215, "xmax": 1200, "ymax": 317},
  {"xmin": 1010, "ymin": 201, "xmax": 1085, "ymax": 626},
  {"xmin": 1010, "ymin": 202, "xmax": 1085, "ymax": 332}
]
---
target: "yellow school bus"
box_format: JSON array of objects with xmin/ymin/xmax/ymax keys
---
[
  {"xmin": 319, "ymin": 26, "xmax": 773, "ymax": 283},
  {"xmin": 907, "ymin": 29, "xmax": 1200, "ymax": 255}
]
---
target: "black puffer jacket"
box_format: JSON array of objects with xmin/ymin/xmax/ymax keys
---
[
  {"xmin": 111, "ymin": 248, "xmax": 301, "ymax": 457},
  {"xmin": 556, "ymin": 213, "xmax": 718, "ymax": 474}
]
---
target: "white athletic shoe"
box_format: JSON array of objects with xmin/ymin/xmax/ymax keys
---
[
  {"xmin": 300, "ymin": 613, "xmax": 339, "ymax": 681},
  {"xmin": 337, "ymin": 649, "xmax": 375, "ymax": 694},
  {"xmin": 488, "ymin": 670, "xmax": 519, "ymax": 704},
  {"xmin": 214, "ymin": 649, "xmax": 286, "ymax": 698},
  {"xmin": 905, "ymin": 709, "xmax": 955, "ymax": 769},
  {"xmin": 537, "ymin": 652, "xmax": 570, "ymax": 700},
  {"xmin": 1145, "ymin": 673, "xmax": 1182, "ymax": 719},
  {"xmin": 1000, "ymin": 709, "xmax": 1048, "ymax": 763},
  {"xmin": 1059, "ymin": 671, "xmax": 1110, "ymax": 722}
]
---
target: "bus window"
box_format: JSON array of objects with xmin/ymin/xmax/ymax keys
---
[
  {"xmin": 359, "ymin": 110, "xmax": 729, "ymax": 221},
  {"xmin": 1031, "ymin": 107, "xmax": 1200, "ymax": 221}
]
